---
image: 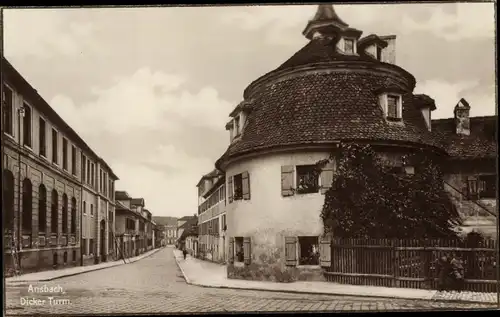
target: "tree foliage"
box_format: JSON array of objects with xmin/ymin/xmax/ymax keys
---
[{"xmin": 318, "ymin": 143, "xmax": 462, "ymax": 239}]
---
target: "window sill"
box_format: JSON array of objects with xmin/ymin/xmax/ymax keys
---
[
  {"xmin": 386, "ymin": 117, "xmax": 403, "ymax": 122},
  {"xmin": 296, "ymin": 264, "xmax": 321, "ymax": 269},
  {"xmin": 4, "ymin": 132, "xmax": 15, "ymax": 140},
  {"xmin": 23, "ymin": 144, "xmax": 33, "ymax": 151}
]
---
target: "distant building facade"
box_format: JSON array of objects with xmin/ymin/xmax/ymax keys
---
[
  {"xmin": 196, "ymin": 170, "xmax": 227, "ymax": 263},
  {"xmin": 153, "ymin": 216, "xmax": 178, "ymax": 245}
]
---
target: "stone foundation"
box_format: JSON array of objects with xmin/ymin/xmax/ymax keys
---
[
  {"xmin": 4, "ymin": 246, "xmax": 81, "ymax": 275},
  {"xmin": 228, "ymin": 262, "xmax": 325, "ymax": 283}
]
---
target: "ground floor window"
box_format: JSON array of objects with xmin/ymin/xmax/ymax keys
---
[
  {"xmin": 89, "ymin": 239, "xmax": 94, "ymax": 255},
  {"xmin": 298, "ymin": 236, "xmax": 319, "ymax": 266},
  {"xmin": 234, "ymin": 237, "xmax": 244, "ymax": 262}
]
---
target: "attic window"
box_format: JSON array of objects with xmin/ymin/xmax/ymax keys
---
[
  {"xmin": 234, "ymin": 116, "xmax": 241, "ymax": 136},
  {"xmin": 344, "ymin": 39, "xmax": 355, "ymax": 54},
  {"xmin": 378, "ymin": 92, "xmax": 403, "ymax": 122},
  {"xmin": 376, "ymin": 46, "xmax": 382, "ymax": 61}
]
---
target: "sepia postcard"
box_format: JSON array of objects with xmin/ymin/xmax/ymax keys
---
[{"xmin": 1, "ymin": 2, "xmax": 498, "ymax": 315}]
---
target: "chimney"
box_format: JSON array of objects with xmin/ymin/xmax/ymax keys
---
[
  {"xmin": 379, "ymin": 35, "xmax": 396, "ymax": 64},
  {"xmin": 454, "ymin": 98, "xmax": 471, "ymax": 136}
]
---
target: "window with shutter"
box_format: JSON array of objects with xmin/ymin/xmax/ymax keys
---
[
  {"xmin": 242, "ymin": 171, "xmax": 251, "ymax": 200},
  {"xmin": 243, "ymin": 237, "xmax": 251, "ymax": 265},
  {"xmin": 228, "ymin": 177, "xmax": 234, "ymax": 203},
  {"xmin": 320, "ymin": 162, "xmax": 335, "ymax": 194},
  {"xmin": 285, "ymin": 236, "xmax": 297, "ymax": 266},
  {"xmin": 319, "ymin": 237, "xmax": 331, "ymax": 267},
  {"xmin": 228, "ymin": 237, "xmax": 235, "ymax": 264},
  {"xmin": 281, "ymin": 166, "xmax": 295, "ymax": 197}
]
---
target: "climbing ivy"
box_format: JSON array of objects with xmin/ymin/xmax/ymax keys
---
[{"xmin": 316, "ymin": 143, "xmax": 462, "ymax": 239}]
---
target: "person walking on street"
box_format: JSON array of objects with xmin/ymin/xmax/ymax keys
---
[{"xmin": 183, "ymin": 248, "xmax": 187, "ymax": 260}]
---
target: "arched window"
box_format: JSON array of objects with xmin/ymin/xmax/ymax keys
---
[
  {"xmin": 71, "ymin": 197, "xmax": 77, "ymax": 234},
  {"xmin": 51, "ymin": 190, "xmax": 58, "ymax": 234},
  {"xmin": 22, "ymin": 178, "xmax": 33, "ymax": 232},
  {"xmin": 62, "ymin": 194, "xmax": 68, "ymax": 233},
  {"xmin": 38, "ymin": 184, "xmax": 47, "ymax": 232},
  {"xmin": 2, "ymin": 170, "xmax": 15, "ymax": 231}
]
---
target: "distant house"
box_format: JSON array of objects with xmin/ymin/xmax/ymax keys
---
[
  {"xmin": 177, "ymin": 217, "xmax": 198, "ymax": 254},
  {"xmin": 153, "ymin": 216, "xmax": 178, "ymax": 245},
  {"xmin": 196, "ymin": 169, "xmax": 227, "ymax": 263}
]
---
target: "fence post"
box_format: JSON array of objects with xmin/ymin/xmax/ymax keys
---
[
  {"xmin": 422, "ymin": 238, "xmax": 431, "ymax": 289},
  {"xmin": 392, "ymin": 239, "xmax": 400, "ymax": 288}
]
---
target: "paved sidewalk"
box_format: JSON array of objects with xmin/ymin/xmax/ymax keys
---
[
  {"xmin": 173, "ymin": 249, "xmax": 497, "ymax": 305},
  {"xmin": 6, "ymin": 247, "xmax": 162, "ymax": 284}
]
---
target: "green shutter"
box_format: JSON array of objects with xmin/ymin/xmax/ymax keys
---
[
  {"xmin": 243, "ymin": 237, "xmax": 251, "ymax": 265},
  {"xmin": 281, "ymin": 166, "xmax": 295, "ymax": 197},
  {"xmin": 242, "ymin": 171, "xmax": 251, "ymax": 200},
  {"xmin": 228, "ymin": 177, "xmax": 234, "ymax": 203},
  {"xmin": 228, "ymin": 237, "xmax": 235, "ymax": 264},
  {"xmin": 320, "ymin": 162, "xmax": 335, "ymax": 194},
  {"xmin": 285, "ymin": 236, "xmax": 297, "ymax": 266}
]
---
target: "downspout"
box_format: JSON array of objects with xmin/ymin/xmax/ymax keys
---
[{"xmin": 80, "ymin": 151, "xmax": 83, "ymax": 267}]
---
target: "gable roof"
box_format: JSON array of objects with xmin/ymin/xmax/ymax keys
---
[
  {"xmin": 153, "ymin": 216, "xmax": 178, "ymax": 226},
  {"xmin": 431, "ymin": 116, "xmax": 497, "ymax": 159},
  {"xmin": 115, "ymin": 191, "xmax": 131, "ymax": 200},
  {"xmin": 131, "ymin": 198, "xmax": 145, "ymax": 207}
]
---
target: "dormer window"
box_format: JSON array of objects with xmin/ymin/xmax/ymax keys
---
[
  {"xmin": 377, "ymin": 90, "xmax": 403, "ymax": 122},
  {"xmin": 376, "ymin": 46, "xmax": 383, "ymax": 61},
  {"xmin": 387, "ymin": 95, "xmax": 399, "ymax": 119},
  {"xmin": 344, "ymin": 38, "xmax": 355, "ymax": 54},
  {"xmin": 234, "ymin": 116, "xmax": 240, "ymax": 136}
]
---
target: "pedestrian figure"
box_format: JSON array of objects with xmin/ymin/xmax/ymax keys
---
[{"xmin": 183, "ymin": 248, "xmax": 187, "ymax": 260}]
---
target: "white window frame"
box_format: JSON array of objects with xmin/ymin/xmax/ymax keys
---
[
  {"xmin": 294, "ymin": 164, "xmax": 322, "ymax": 195},
  {"xmin": 379, "ymin": 93, "xmax": 403, "ymax": 121},
  {"xmin": 296, "ymin": 236, "xmax": 321, "ymax": 268},
  {"xmin": 343, "ymin": 37, "xmax": 356, "ymax": 55},
  {"xmin": 22, "ymin": 101, "xmax": 33, "ymax": 151}
]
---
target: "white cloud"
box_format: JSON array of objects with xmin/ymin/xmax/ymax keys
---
[
  {"xmin": 111, "ymin": 158, "xmax": 210, "ymax": 218},
  {"xmin": 50, "ymin": 67, "xmax": 234, "ymax": 136},
  {"xmin": 3, "ymin": 9, "xmax": 97, "ymax": 58},
  {"xmin": 401, "ymin": 3, "xmax": 494, "ymax": 41},
  {"xmin": 414, "ymin": 80, "xmax": 496, "ymax": 119},
  {"xmin": 49, "ymin": 67, "xmax": 232, "ymax": 217},
  {"xmin": 220, "ymin": 3, "xmax": 494, "ymax": 45}
]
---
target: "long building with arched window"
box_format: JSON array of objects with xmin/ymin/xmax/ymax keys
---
[{"xmin": 2, "ymin": 58, "xmax": 119, "ymax": 274}]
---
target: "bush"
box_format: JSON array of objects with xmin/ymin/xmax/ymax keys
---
[{"xmin": 437, "ymin": 253, "xmax": 465, "ymax": 291}]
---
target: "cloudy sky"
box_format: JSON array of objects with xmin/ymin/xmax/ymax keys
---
[{"xmin": 3, "ymin": 3, "xmax": 496, "ymax": 218}]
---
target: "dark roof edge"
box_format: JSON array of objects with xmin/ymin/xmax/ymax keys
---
[
  {"xmin": 2, "ymin": 57, "xmax": 119, "ymax": 180},
  {"xmin": 431, "ymin": 115, "xmax": 497, "ymax": 123},
  {"xmin": 242, "ymin": 61, "xmax": 416, "ymax": 100},
  {"xmin": 215, "ymin": 139, "xmax": 445, "ymax": 172}
]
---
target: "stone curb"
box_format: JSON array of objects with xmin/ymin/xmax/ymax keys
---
[
  {"xmin": 172, "ymin": 250, "xmax": 497, "ymax": 306},
  {"xmin": 7, "ymin": 248, "xmax": 162, "ymax": 284}
]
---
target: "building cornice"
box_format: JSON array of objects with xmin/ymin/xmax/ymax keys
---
[{"xmin": 216, "ymin": 140, "xmax": 446, "ymax": 171}]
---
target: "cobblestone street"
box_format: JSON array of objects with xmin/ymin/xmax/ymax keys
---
[{"xmin": 4, "ymin": 247, "xmax": 497, "ymax": 315}]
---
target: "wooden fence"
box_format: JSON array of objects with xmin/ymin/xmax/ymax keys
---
[{"xmin": 323, "ymin": 238, "xmax": 498, "ymax": 293}]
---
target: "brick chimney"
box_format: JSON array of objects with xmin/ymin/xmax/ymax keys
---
[{"xmin": 454, "ymin": 98, "xmax": 471, "ymax": 136}]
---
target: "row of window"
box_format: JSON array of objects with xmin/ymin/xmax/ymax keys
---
[
  {"xmin": 82, "ymin": 238, "xmax": 95, "ymax": 256},
  {"xmin": 199, "ymin": 184, "xmax": 225, "ymax": 214},
  {"xmin": 3, "ymin": 85, "xmax": 115, "ymax": 195},
  {"xmin": 125, "ymin": 218, "xmax": 136, "ymax": 231},
  {"xmin": 3, "ymin": 85, "xmax": 78, "ymax": 174},
  {"xmin": 82, "ymin": 201, "xmax": 94, "ymax": 217},
  {"xmin": 2, "ymin": 170, "xmax": 77, "ymax": 236},
  {"xmin": 199, "ymin": 216, "xmax": 221, "ymax": 236},
  {"xmin": 229, "ymin": 236, "xmax": 320, "ymax": 267}
]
